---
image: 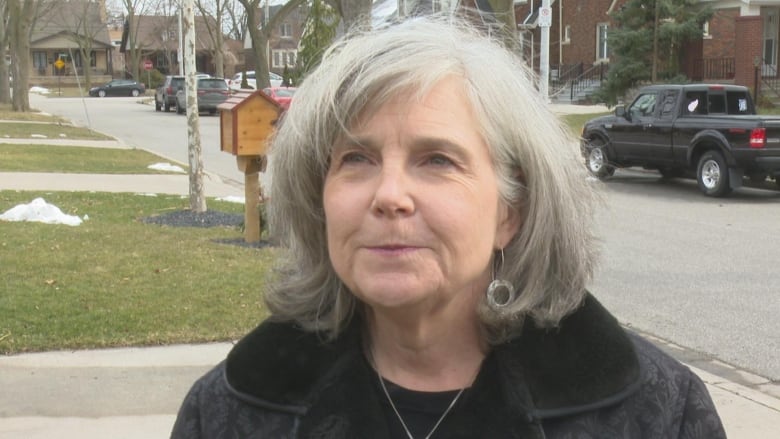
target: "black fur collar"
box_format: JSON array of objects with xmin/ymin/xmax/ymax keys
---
[{"xmin": 225, "ymin": 294, "xmax": 640, "ymax": 430}]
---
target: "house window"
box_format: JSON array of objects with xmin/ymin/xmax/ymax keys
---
[
  {"xmin": 563, "ymin": 25, "xmax": 571, "ymax": 44},
  {"xmin": 273, "ymin": 50, "xmax": 298, "ymax": 68},
  {"xmin": 702, "ymin": 20, "xmax": 711, "ymax": 39},
  {"xmin": 273, "ymin": 50, "xmax": 282, "ymax": 68},
  {"xmin": 596, "ymin": 23, "xmax": 609, "ymax": 60},
  {"xmin": 90, "ymin": 50, "xmax": 97, "ymax": 68},
  {"xmin": 280, "ymin": 23, "xmax": 292, "ymax": 38},
  {"xmin": 32, "ymin": 51, "xmax": 47, "ymax": 69}
]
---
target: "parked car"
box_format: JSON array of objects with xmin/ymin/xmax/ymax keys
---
[
  {"xmin": 228, "ymin": 71, "xmax": 283, "ymax": 91},
  {"xmin": 581, "ymin": 83, "xmax": 780, "ymax": 197},
  {"xmin": 262, "ymin": 86, "xmax": 296, "ymax": 110},
  {"xmin": 175, "ymin": 78, "xmax": 230, "ymax": 115},
  {"xmin": 89, "ymin": 79, "xmax": 145, "ymax": 97},
  {"xmin": 155, "ymin": 75, "xmax": 185, "ymax": 112}
]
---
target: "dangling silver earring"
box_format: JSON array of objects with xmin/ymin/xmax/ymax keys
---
[{"xmin": 487, "ymin": 248, "xmax": 516, "ymax": 309}]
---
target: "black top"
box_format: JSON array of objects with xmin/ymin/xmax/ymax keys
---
[{"xmin": 374, "ymin": 371, "xmax": 465, "ymax": 439}]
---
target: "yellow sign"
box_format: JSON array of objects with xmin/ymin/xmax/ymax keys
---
[{"xmin": 54, "ymin": 59, "xmax": 65, "ymax": 70}]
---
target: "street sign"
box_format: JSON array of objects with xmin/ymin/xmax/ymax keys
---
[
  {"xmin": 54, "ymin": 58, "xmax": 65, "ymax": 70},
  {"xmin": 143, "ymin": 60, "xmax": 153, "ymax": 71},
  {"xmin": 539, "ymin": 6, "xmax": 552, "ymax": 27}
]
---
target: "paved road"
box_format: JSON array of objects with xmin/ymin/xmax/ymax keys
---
[
  {"xmin": 590, "ymin": 170, "xmax": 780, "ymax": 382},
  {"xmin": 28, "ymin": 93, "xmax": 246, "ymax": 185},
  {"xmin": 27, "ymin": 92, "xmax": 780, "ymax": 383}
]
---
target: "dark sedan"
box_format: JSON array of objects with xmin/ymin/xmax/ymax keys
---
[
  {"xmin": 89, "ymin": 79, "xmax": 146, "ymax": 97},
  {"xmin": 175, "ymin": 78, "xmax": 230, "ymax": 115}
]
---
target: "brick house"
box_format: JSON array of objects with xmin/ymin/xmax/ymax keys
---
[
  {"xmin": 241, "ymin": 4, "xmax": 307, "ymax": 76},
  {"xmin": 514, "ymin": 0, "xmax": 780, "ymax": 101}
]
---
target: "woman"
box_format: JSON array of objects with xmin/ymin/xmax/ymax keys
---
[{"xmin": 171, "ymin": 17, "xmax": 725, "ymax": 438}]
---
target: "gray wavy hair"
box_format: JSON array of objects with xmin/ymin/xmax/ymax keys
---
[{"xmin": 264, "ymin": 15, "xmax": 600, "ymax": 343}]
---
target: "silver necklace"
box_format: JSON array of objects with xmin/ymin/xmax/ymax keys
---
[{"xmin": 377, "ymin": 372, "xmax": 465, "ymax": 439}]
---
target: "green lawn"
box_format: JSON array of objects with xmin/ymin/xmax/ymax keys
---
[
  {"xmin": 0, "ymin": 191, "xmax": 273, "ymax": 354},
  {"xmin": 0, "ymin": 122, "xmax": 113, "ymax": 140},
  {"xmin": 0, "ymin": 144, "xmax": 186, "ymax": 174},
  {"xmin": 0, "ymin": 119, "xmax": 265, "ymax": 354}
]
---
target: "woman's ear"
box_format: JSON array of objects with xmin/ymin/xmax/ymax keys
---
[{"xmin": 495, "ymin": 204, "xmax": 522, "ymax": 249}]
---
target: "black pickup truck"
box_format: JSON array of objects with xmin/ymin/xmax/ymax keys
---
[{"xmin": 581, "ymin": 84, "xmax": 780, "ymax": 197}]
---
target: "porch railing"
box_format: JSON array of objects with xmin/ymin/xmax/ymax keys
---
[{"xmin": 690, "ymin": 57, "xmax": 735, "ymax": 81}]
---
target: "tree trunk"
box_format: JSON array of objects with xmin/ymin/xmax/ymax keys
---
[
  {"xmin": 215, "ymin": 31, "xmax": 224, "ymax": 78},
  {"xmin": 184, "ymin": 0, "xmax": 206, "ymax": 213},
  {"xmin": 9, "ymin": 0, "xmax": 34, "ymax": 111},
  {"xmin": 336, "ymin": 0, "xmax": 371, "ymax": 31},
  {"xmin": 0, "ymin": 3, "xmax": 11, "ymax": 105},
  {"xmin": 0, "ymin": 43, "xmax": 10, "ymax": 105}
]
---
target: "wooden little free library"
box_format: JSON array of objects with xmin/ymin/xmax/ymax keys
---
[{"xmin": 218, "ymin": 90, "xmax": 282, "ymax": 242}]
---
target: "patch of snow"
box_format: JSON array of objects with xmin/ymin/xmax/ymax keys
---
[
  {"xmin": 59, "ymin": 133, "xmax": 68, "ymax": 138},
  {"xmin": 148, "ymin": 162, "xmax": 186, "ymax": 173},
  {"xmin": 0, "ymin": 197, "xmax": 83, "ymax": 226},
  {"xmin": 31, "ymin": 134, "xmax": 48, "ymax": 138},
  {"xmin": 216, "ymin": 195, "xmax": 245, "ymax": 204},
  {"xmin": 29, "ymin": 86, "xmax": 51, "ymax": 94},
  {"xmin": 136, "ymin": 193, "xmax": 159, "ymax": 197}
]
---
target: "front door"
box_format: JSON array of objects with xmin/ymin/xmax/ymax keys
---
[{"xmin": 763, "ymin": 9, "xmax": 779, "ymax": 76}]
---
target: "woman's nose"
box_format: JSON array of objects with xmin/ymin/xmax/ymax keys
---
[{"xmin": 370, "ymin": 165, "xmax": 414, "ymax": 217}]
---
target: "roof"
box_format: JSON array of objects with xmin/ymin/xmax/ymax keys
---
[
  {"xmin": 121, "ymin": 15, "xmax": 220, "ymax": 52},
  {"xmin": 31, "ymin": 0, "xmax": 112, "ymax": 48}
]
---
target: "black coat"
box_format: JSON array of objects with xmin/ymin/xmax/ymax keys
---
[{"xmin": 171, "ymin": 295, "xmax": 726, "ymax": 438}]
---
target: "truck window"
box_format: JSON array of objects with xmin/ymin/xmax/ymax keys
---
[
  {"xmin": 726, "ymin": 91, "xmax": 751, "ymax": 114},
  {"xmin": 708, "ymin": 94, "xmax": 726, "ymax": 114},
  {"xmin": 659, "ymin": 90, "xmax": 679, "ymax": 119},
  {"xmin": 629, "ymin": 93, "xmax": 657, "ymax": 118},
  {"xmin": 684, "ymin": 91, "xmax": 707, "ymax": 115}
]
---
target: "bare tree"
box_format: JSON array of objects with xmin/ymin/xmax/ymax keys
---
[
  {"xmin": 0, "ymin": 0, "xmax": 11, "ymax": 104},
  {"xmin": 121, "ymin": 0, "xmax": 153, "ymax": 80},
  {"xmin": 327, "ymin": 0, "xmax": 371, "ymax": 31},
  {"xmin": 224, "ymin": 0, "xmax": 247, "ymax": 41},
  {"xmin": 182, "ymin": 0, "xmax": 206, "ymax": 212},
  {"xmin": 57, "ymin": 0, "xmax": 112, "ymax": 90},
  {"xmin": 237, "ymin": 0, "xmax": 305, "ymax": 88},
  {"xmin": 195, "ymin": 0, "xmax": 229, "ymax": 78},
  {"xmin": 7, "ymin": 0, "xmax": 40, "ymax": 111}
]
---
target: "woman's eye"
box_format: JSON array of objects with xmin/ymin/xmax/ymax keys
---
[
  {"xmin": 427, "ymin": 154, "xmax": 454, "ymax": 167},
  {"xmin": 340, "ymin": 152, "xmax": 369, "ymax": 164}
]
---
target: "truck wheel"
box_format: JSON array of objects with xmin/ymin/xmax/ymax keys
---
[
  {"xmin": 696, "ymin": 150, "xmax": 731, "ymax": 197},
  {"xmin": 164, "ymin": 101, "xmax": 171, "ymax": 112},
  {"xmin": 585, "ymin": 140, "xmax": 615, "ymax": 180},
  {"xmin": 155, "ymin": 99, "xmax": 161, "ymax": 111}
]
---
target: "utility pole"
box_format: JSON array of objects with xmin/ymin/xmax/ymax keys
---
[
  {"xmin": 539, "ymin": 0, "xmax": 552, "ymax": 103},
  {"xmin": 178, "ymin": 6, "xmax": 184, "ymax": 76},
  {"xmin": 652, "ymin": 0, "xmax": 660, "ymax": 82}
]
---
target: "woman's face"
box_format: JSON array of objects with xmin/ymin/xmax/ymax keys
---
[{"xmin": 323, "ymin": 78, "xmax": 520, "ymax": 314}]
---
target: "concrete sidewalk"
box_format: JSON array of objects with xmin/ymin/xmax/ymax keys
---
[
  {"xmin": 0, "ymin": 172, "xmax": 243, "ymax": 198},
  {"xmin": 1, "ymin": 341, "xmax": 779, "ymax": 439}
]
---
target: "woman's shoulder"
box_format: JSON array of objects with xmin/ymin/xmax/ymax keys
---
[{"xmin": 625, "ymin": 331, "xmax": 726, "ymax": 437}]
